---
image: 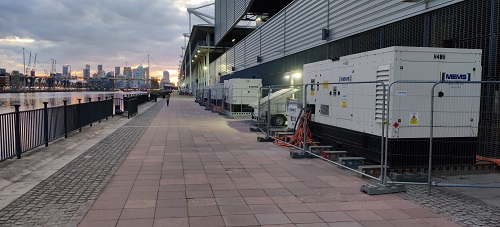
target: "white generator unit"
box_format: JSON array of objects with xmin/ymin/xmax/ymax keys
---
[
  {"xmin": 303, "ymin": 46, "xmax": 482, "ymax": 167},
  {"xmin": 210, "ymin": 83, "xmax": 224, "ymax": 101},
  {"xmin": 225, "ymin": 79, "xmax": 262, "ymax": 105},
  {"xmin": 224, "ymin": 79, "xmax": 262, "ymax": 118},
  {"xmin": 249, "ymin": 88, "xmax": 300, "ymax": 126}
]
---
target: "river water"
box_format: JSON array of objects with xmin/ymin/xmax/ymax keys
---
[{"xmin": 0, "ymin": 91, "xmax": 146, "ymax": 114}]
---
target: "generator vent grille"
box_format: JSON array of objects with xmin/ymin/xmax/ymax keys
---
[
  {"xmin": 375, "ymin": 65, "xmax": 390, "ymax": 123},
  {"xmin": 320, "ymin": 104, "xmax": 330, "ymax": 116}
]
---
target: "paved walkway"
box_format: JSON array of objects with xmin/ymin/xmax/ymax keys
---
[{"xmin": 78, "ymin": 95, "xmax": 460, "ymax": 227}]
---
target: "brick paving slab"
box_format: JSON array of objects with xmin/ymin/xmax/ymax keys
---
[
  {"xmin": 6, "ymin": 94, "xmax": 495, "ymax": 227},
  {"xmin": 401, "ymin": 185, "xmax": 500, "ymax": 226},
  {"xmin": 0, "ymin": 100, "xmax": 164, "ymax": 226},
  {"xmin": 79, "ymin": 95, "xmax": 475, "ymax": 227}
]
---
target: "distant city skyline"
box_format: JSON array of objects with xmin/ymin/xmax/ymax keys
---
[{"xmin": 0, "ymin": 0, "xmax": 214, "ymax": 85}]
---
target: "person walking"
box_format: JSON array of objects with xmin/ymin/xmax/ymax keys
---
[{"xmin": 166, "ymin": 93, "xmax": 170, "ymax": 106}]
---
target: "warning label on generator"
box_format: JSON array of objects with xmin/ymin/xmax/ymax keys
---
[
  {"xmin": 322, "ymin": 80, "xmax": 329, "ymax": 89},
  {"xmin": 409, "ymin": 112, "xmax": 419, "ymax": 125},
  {"xmin": 342, "ymin": 95, "xmax": 347, "ymax": 108}
]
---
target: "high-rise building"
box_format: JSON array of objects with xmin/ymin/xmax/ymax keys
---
[
  {"xmin": 97, "ymin": 64, "xmax": 104, "ymax": 78},
  {"xmin": 162, "ymin": 70, "xmax": 170, "ymax": 85},
  {"xmin": 0, "ymin": 68, "xmax": 6, "ymax": 75},
  {"xmin": 115, "ymin": 67, "xmax": 120, "ymax": 77},
  {"xmin": 123, "ymin": 67, "xmax": 132, "ymax": 88},
  {"xmin": 85, "ymin": 64, "xmax": 91, "ymax": 78},
  {"xmin": 63, "ymin": 64, "xmax": 69, "ymax": 77}
]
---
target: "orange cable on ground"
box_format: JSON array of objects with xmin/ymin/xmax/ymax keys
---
[
  {"xmin": 476, "ymin": 155, "xmax": 500, "ymax": 167},
  {"xmin": 274, "ymin": 108, "xmax": 318, "ymax": 148}
]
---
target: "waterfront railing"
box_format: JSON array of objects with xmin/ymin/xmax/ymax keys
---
[{"xmin": 0, "ymin": 97, "xmax": 114, "ymax": 161}]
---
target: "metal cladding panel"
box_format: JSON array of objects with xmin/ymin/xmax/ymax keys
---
[
  {"xmin": 261, "ymin": 12, "xmax": 285, "ymax": 62},
  {"xmin": 245, "ymin": 31, "xmax": 260, "ymax": 68},
  {"xmin": 215, "ymin": 57, "xmax": 221, "ymax": 79},
  {"xmin": 215, "ymin": 0, "xmax": 252, "ymax": 45},
  {"xmin": 285, "ymin": 0, "xmax": 328, "ymax": 55},
  {"xmin": 226, "ymin": 48, "xmax": 235, "ymax": 72},
  {"xmin": 215, "ymin": 0, "xmax": 222, "ymax": 44},
  {"xmin": 328, "ymin": 0, "xmax": 464, "ymax": 41},
  {"xmin": 209, "ymin": 61, "xmax": 216, "ymax": 80},
  {"xmin": 227, "ymin": 0, "xmax": 235, "ymax": 33},
  {"xmin": 219, "ymin": 53, "xmax": 227, "ymax": 76},
  {"xmin": 234, "ymin": 40, "xmax": 246, "ymax": 70}
]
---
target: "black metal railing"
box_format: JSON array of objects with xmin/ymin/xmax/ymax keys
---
[
  {"xmin": 122, "ymin": 93, "xmax": 153, "ymax": 118},
  {"xmin": 0, "ymin": 97, "xmax": 114, "ymax": 161}
]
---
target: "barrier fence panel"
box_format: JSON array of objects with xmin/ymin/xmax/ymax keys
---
[
  {"xmin": 210, "ymin": 87, "xmax": 225, "ymax": 113},
  {"xmin": 430, "ymin": 81, "xmax": 500, "ymax": 189},
  {"xmin": 299, "ymin": 82, "xmax": 387, "ymax": 181},
  {"xmin": 385, "ymin": 81, "xmax": 438, "ymax": 185},
  {"xmin": 225, "ymin": 87, "xmax": 258, "ymax": 118},
  {"xmin": 255, "ymin": 85, "xmax": 304, "ymax": 138}
]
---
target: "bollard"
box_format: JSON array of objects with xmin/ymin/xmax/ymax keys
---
[
  {"xmin": 88, "ymin": 98, "xmax": 92, "ymax": 127},
  {"xmin": 43, "ymin": 102, "xmax": 49, "ymax": 146},
  {"xmin": 63, "ymin": 100, "xmax": 68, "ymax": 138},
  {"xmin": 13, "ymin": 104, "xmax": 21, "ymax": 159},
  {"xmin": 77, "ymin": 99, "xmax": 82, "ymax": 132}
]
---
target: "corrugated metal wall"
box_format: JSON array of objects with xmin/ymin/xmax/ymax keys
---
[
  {"xmin": 215, "ymin": 0, "xmax": 251, "ymax": 45},
  {"xmin": 212, "ymin": 0, "xmax": 465, "ymax": 77}
]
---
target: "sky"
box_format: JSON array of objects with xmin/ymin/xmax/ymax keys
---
[{"xmin": 0, "ymin": 0, "xmax": 214, "ymax": 85}]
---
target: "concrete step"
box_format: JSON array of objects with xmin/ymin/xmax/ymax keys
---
[
  {"xmin": 337, "ymin": 157, "xmax": 366, "ymax": 169},
  {"xmin": 322, "ymin": 150, "xmax": 348, "ymax": 161}
]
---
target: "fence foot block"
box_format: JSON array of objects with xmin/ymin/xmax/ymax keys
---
[
  {"xmin": 257, "ymin": 137, "xmax": 274, "ymax": 142},
  {"xmin": 250, "ymin": 126, "xmax": 261, "ymax": 132},
  {"xmin": 360, "ymin": 184, "xmax": 406, "ymax": 195}
]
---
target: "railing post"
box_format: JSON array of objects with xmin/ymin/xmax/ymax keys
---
[
  {"xmin": 77, "ymin": 99, "xmax": 82, "ymax": 132},
  {"xmin": 88, "ymin": 98, "xmax": 92, "ymax": 127},
  {"xmin": 104, "ymin": 97, "xmax": 109, "ymax": 120},
  {"xmin": 63, "ymin": 100, "xmax": 68, "ymax": 138},
  {"xmin": 13, "ymin": 104, "xmax": 21, "ymax": 159},
  {"xmin": 127, "ymin": 98, "xmax": 131, "ymax": 119},
  {"xmin": 111, "ymin": 96, "xmax": 114, "ymax": 117},
  {"xmin": 267, "ymin": 87, "xmax": 272, "ymax": 138},
  {"xmin": 43, "ymin": 102, "xmax": 49, "ymax": 146},
  {"xmin": 97, "ymin": 97, "xmax": 101, "ymax": 123}
]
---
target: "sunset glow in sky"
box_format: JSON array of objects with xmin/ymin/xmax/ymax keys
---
[{"xmin": 0, "ymin": 0, "xmax": 214, "ymax": 85}]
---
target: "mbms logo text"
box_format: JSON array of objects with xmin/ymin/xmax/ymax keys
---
[{"xmin": 442, "ymin": 73, "xmax": 471, "ymax": 81}]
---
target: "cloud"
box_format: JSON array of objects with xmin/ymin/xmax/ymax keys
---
[{"xmin": 0, "ymin": 0, "xmax": 213, "ymax": 79}]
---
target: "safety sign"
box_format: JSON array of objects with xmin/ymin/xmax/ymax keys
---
[{"xmin": 409, "ymin": 112, "xmax": 419, "ymax": 125}]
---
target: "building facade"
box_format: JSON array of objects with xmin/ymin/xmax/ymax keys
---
[{"xmin": 180, "ymin": 0, "xmax": 499, "ymax": 157}]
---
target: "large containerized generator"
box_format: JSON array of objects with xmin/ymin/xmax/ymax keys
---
[
  {"xmin": 304, "ymin": 46, "xmax": 482, "ymax": 168},
  {"xmin": 224, "ymin": 78, "xmax": 262, "ymax": 117}
]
